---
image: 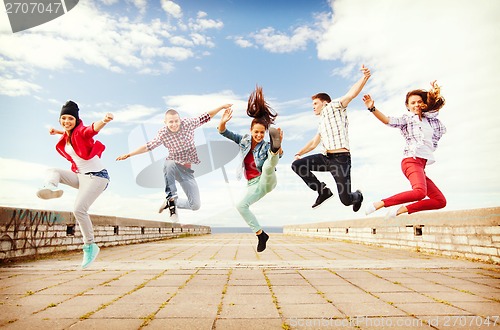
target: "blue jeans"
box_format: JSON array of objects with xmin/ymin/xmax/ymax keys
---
[
  {"xmin": 163, "ymin": 160, "xmax": 200, "ymax": 210},
  {"xmin": 236, "ymin": 151, "xmax": 279, "ymax": 233},
  {"xmin": 291, "ymin": 152, "xmax": 361, "ymax": 206}
]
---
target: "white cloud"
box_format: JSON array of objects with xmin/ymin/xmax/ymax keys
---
[
  {"xmin": 0, "ymin": 76, "xmax": 41, "ymax": 96},
  {"xmin": 161, "ymin": 0, "xmax": 182, "ymax": 19},
  {"xmin": 188, "ymin": 11, "xmax": 224, "ymax": 31},
  {"xmin": 251, "ymin": 26, "xmax": 318, "ymax": 53},
  {"xmin": 0, "ymin": 0, "xmax": 225, "ymax": 97}
]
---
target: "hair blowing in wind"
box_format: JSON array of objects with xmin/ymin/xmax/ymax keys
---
[{"xmin": 246, "ymin": 85, "xmax": 277, "ymax": 129}]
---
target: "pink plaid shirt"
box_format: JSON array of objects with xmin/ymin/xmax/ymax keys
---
[{"xmin": 146, "ymin": 113, "xmax": 210, "ymax": 165}]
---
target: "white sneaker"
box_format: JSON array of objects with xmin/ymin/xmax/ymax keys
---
[
  {"xmin": 365, "ymin": 202, "xmax": 377, "ymax": 216},
  {"xmin": 36, "ymin": 185, "xmax": 63, "ymax": 199},
  {"xmin": 385, "ymin": 207, "xmax": 398, "ymax": 219}
]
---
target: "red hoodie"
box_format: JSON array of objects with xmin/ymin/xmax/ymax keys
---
[{"xmin": 55, "ymin": 120, "xmax": 105, "ymax": 173}]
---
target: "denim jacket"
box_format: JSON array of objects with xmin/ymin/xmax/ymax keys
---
[{"xmin": 219, "ymin": 128, "xmax": 271, "ymax": 181}]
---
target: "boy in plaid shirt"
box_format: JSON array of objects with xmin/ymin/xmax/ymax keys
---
[{"xmin": 117, "ymin": 104, "xmax": 231, "ymax": 217}]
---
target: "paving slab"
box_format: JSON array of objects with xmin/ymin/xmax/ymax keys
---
[{"xmin": 1, "ymin": 233, "xmax": 499, "ymax": 329}]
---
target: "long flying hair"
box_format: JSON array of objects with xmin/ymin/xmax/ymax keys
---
[
  {"xmin": 246, "ymin": 85, "xmax": 277, "ymax": 129},
  {"xmin": 405, "ymin": 84, "xmax": 445, "ymax": 120}
]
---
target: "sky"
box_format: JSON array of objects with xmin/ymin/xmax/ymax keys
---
[{"xmin": 1, "ymin": 0, "xmax": 499, "ymax": 228}]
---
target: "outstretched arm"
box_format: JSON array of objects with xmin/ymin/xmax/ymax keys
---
[
  {"xmin": 116, "ymin": 145, "xmax": 149, "ymax": 161},
  {"xmin": 362, "ymin": 94, "xmax": 389, "ymax": 124},
  {"xmin": 49, "ymin": 127, "xmax": 64, "ymax": 135},
  {"xmin": 93, "ymin": 113, "xmax": 114, "ymax": 132},
  {"xmin": 294, "ymin": 133, "xmax": 321, "ymax": 160},
  {"xmin": 207, "ymin": 104, "xmax": 232, "ymax": 119},
  {"xmin": 339, "ymin": 65, "xmax": 371, "ymax": 108}
]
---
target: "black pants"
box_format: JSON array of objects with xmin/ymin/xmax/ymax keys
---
[{"xmin": 291, "ymin": 152, "xmax": 360, "ymax": 206}]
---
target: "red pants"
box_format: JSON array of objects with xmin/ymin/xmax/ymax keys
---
[{"xmin": 382, "ymin": 157, "xmax": 446, "ymax": 214}]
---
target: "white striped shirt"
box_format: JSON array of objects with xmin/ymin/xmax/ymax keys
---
[{"xmin": 318, "ymin": 99, "xmax": 349, "ymax": 151}]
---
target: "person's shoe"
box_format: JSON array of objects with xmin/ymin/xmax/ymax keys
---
[
  {"xmin": 159, "ymin": 199, "xmax": 169, "ymax": 213},
  {"xmin": 312, "ymin": 188, "xmax": 333, "ymax": 208},
  {"xmin": 269, "ymin": 127, "xmax": 281, "ymax": 154},
  {"xmin": 352, "ymin": 190, "xmax": 363, "ymax": 212},
  {"xmin": 167, "ymin": 199, "xmax": 176, "ymax": 217},
  {"xmin": 385, "ymin": 208, "xmax": 398, "ymax": 219},
  {"xmin": 365, "ymin": 202, "xmax": 377, "ymax": 216},
  {"xmin": 257, "ymin": 231, "xmax": 269, "ymax": 252},
  {"xmin": 81, "ymin": 243, "xmax": 100, "ymax": 269},
  {"xmin": 36, "ymin": 185, "xmax": 63, "ymax": 200}
]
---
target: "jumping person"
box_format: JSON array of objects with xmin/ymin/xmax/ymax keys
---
[
  {"xmin": 116, "ymin": 104, "xmax": 231, "ymax": 217},
  {"xmin": 36, "ymin": 100, "xmax": 113, "ymax": 269},
  {"xmin": 291, "ymin": 65, "xmax": 371, "ymax": 211},
  {"xmin": 217, "ymin": 86, "xmax": 283, "ymax": 252},
  {"xmin": 362, "ymin": 81, "xmax": 447, "ymax": 218}
]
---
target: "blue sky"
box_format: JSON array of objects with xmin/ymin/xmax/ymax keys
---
[{"xmin": 1, "ymin": 0, "xmax": 499, "ymax": 227}]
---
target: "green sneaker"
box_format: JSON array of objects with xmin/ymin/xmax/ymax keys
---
[{"xmin": 81, "ymin": 243, "xmax": 100, "ymax": 269}]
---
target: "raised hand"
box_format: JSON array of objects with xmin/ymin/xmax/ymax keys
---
[{"xmin": 362, "ymin": 94, "xmax": 374, "ymax": 108}]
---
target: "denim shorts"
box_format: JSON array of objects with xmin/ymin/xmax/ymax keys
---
[{"xmin": 85, "ymin": 169, "xmax": 110, "ymax": 180}]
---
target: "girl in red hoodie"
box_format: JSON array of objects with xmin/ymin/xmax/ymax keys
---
[{"xmin": 37, "ymin": 101, "xmax": 113, "ymax": 269}]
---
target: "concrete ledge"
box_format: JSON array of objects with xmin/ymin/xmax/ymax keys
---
[
  {"xmin": 283, "ymin": 207, "xmax": 500, "ymax": 264},
  {"xmin": 0, "ymin": 206, "xmax": 210, "ymax": 261}
]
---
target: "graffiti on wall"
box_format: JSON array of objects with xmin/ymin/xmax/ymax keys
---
[{"xmin": 0, "ymin": 208, "xmax": 65, "ymax": 254}]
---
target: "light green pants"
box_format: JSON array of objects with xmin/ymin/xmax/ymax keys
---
[{"xmin": 236, "ymin": 151, "xmax": 279, "ymax": 233}]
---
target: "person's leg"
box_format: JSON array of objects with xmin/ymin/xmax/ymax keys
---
[
  {"xmin": 73, "ymin": 174, "xmax": 108, "ymax": 268},
  {"xmin": 382, "ymin": 158, "xmax": 427, "ymax": 208},
  {"xmin": 37, "ymin": 168, "xmax": 79, "ymax": 199},
  {"xmin": 328, "ymin": 153, "xmax": 362, "ymax": 209},
  {"xmin": 291, "ymin": 154, "xmax": 330, "ymax": 192},
  {"xmin": 175, "ymin": 164, "xmax": 201, "ymax": 210},
  {"xmin": 291, "ymin": 154, "xmax": 333, "ymax": 207},
  {"xmin": 163, "ymin": 160, "xmax": 179, "ymax": 200},
  {"xmin": 406, "ymin": 176, "xmax": 446, "ymax": 214},
  {"xmin": 258, "ymin": 151, "xmax": 279, "ymax": 194},
  {"xmin": 73, "ymin": 174, "xmax": 108, "ymax": 244},
  {"xmin": 236, "ymin": 181, "xmax": 264, "ymax": 233},
  {"xmin": 235, "ymin": 179, "xmax": 270, "ymax": 252}
]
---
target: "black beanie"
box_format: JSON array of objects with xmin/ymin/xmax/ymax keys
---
[{"xmin": 60, "ymin": 100, "xmax": 79, "ymax": 122}]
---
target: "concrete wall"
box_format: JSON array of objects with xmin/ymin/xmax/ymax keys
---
[
  {"xmin": 0, "ymin": 206, "xmax": 210, "ymax": 261},
  {"xmin": 283, "ymin": 207, "xmax": 500, "ymax": 264}
]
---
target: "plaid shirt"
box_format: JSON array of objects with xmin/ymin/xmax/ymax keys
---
[
  {"xmin": 146, "ymin": 113, "xmax": 211, "ymax": 165},
  {"xmin": 318, "ymin": 98, "xmax": 350, "ymax": 151},
  {"xmin": 387, "ymin": 112, "xmax": 446, "ymax": 159}
]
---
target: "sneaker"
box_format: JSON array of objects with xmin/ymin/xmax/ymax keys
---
[
  {"xmin": 168, "ymin": 199, "xmax": 176, "ymax": 217},
  {"xmin": 257, "ymin": 231, "xmax": 269, "ymax": 252},
  {"xmin": 159, "ymin": 199, "xmax": 169, "ymax": 213},
  {"xmin": 352, "ymin": 190, "xmax": 363, "ymax": 212},
  {"xmin": 269, "ymin": 127, "xmax": 281, "ymax": 154},
  {"xmin": 385, "ymin": 208, "xmax": 398, "ymax": 219},
  {"xmin": 159, "ymin": 198, "xmax": 176, "ymax": 217},
  {"xmin": 365, "ymin": 202, "xmax": 377, "ymax": 216},
  {"xmin": 312, "ymin": 188, "xmax": 333, "ymax": 208},
  {"xmin": 81, "ymin": 243, "xmax": 100, "ymax": 269},
  {"xmin": 36, "ymin": 185, "xmax": 63, "ymax": 200}
]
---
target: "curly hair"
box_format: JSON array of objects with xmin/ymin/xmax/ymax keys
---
[{"xmin": 246, "ymin": 85, "xmax": 277, "ymax": 129}]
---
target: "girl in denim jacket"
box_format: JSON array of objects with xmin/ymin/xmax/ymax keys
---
[
  {"xmin": 362, "ymin": 81, "xmax": 446, "ymax": 218},
  {"xmin": 218, "ymin": 86, "xmax": 283, "ymax": 252},
  {"xmin": 37, "ymin": 101, "xmax": 113, "ymax": 269}
]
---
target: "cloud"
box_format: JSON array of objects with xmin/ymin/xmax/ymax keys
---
[
  {"xmin": 188, "ymin": 11, "xmax": 224, "ymax": 31},
  {"xmin": 161, "ymin": 0, "xmax": 182, "ymax": 19},
  {"xmin": 0, "ymin": 0, "xmax": 225, "ymax": 97},
  {"xmin": 250, "ymin": 26, "xmax": 319, "ymax": 53},
  {"xmin": 0, "ymin": 76, "xmax": 41, "ymax": 96}
]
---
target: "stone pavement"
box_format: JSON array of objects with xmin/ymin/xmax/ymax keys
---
[{"xmin": 0, "ymin": 234, "xmax": 499, "ymax": 330}]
